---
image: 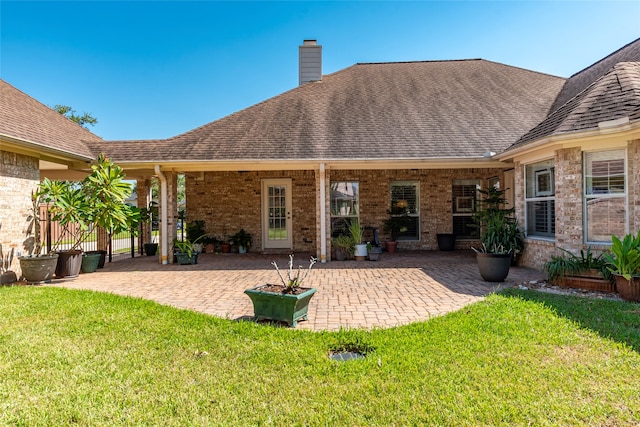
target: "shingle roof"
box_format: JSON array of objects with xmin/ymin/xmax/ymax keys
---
[
  {"xmin": 548, "ymin": 38, "xmax": 640, "ymax": 114},
  {"xmin": 0, "ymin": 79, "xmax": 101, "ymax": 159},
  {"xmin": 509, "ymin": 62, "xmax": 640, "ymax": 149},
  {"xmin": 99, "ymin": 59, "xmax": 565, "ymax": 163}
]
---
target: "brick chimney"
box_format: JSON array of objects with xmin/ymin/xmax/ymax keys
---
[{"xmin": 299, "ymin": 40, "xmax": 322, "ymax": 86}]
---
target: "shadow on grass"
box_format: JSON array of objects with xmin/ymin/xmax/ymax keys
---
[{"xmin": 500, "ymin": 288, "xmax": 640, "ymax": 353}]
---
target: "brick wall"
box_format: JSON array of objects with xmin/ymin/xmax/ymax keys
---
[
  {"xmin": 0, "ymin": 151, "xmax": 40, "ymax": 279},
  {"xmin": 555, "ymin": 147, "xmax": 583, "ymax": 253},
  {"xmin": 630, "ymin": 139, "xmax": 640, "ymax": 233},
  {"xmin": 185, "ymin": 167, "xmax": 503, "ymax": 256}
]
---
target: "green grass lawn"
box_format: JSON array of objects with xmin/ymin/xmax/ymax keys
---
[{"xmin": 1, "ymin": 286, "xmax": 639, "ymax": 426}]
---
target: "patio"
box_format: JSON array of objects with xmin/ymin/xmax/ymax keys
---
[{"xmin": 50, "ymin": 251, "xmax": 545, "ymax": 331}]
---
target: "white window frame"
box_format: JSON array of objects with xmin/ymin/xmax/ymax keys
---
[
  {"xmin": 452, "ymin": 179, "xmax": 480, "ymax": 240},
  {"xmin": 583, "ymin": 149, "xmax": 627, "ymax": 244},
  {"xmin": 524, "ymin": 159, "xmax": 555, "ymax": 240}
]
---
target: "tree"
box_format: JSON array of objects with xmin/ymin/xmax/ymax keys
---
[{"xmin": 52, "ymin": 104, "xmax": 97, "ymax": 128}]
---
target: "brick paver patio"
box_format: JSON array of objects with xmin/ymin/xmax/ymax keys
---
[{"xmin": 51, "ymin": 251, "xmax": 544, "ymax": 331}]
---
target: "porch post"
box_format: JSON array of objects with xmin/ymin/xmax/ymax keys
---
[
  {"xmin": 155, "ymin": 166, "xmax": 169, "ymax": 264},
  {"xmin": 319, "ymin": 163, "xmax": 327, "ymax": 263}
]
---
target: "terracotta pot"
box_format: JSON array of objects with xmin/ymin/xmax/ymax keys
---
[
  {"xmin": 386, "ymin": 241, "xmax": 397, "ymax": 253},
  {"xmin": 221, "ymin": 243, "xmax": 231, "ymax": 253},
  {"xmin": 614, "ymin": 275, "xmax": 640, "ymax": 302}
]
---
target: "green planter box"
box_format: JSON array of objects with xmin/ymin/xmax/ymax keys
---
[
  {"xmin": 81, "ymin": 252, "xmax": 102, "ymax": 273},
  {"xmin": 175, "ymin": 252, "xmax": 198, "ymax": 265},
  {"xmin": 244, "ymin": 286, "xmax": 317, "ymax": 327}
]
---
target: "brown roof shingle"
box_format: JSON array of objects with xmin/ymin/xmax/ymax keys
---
[
  {"xmin": 509, "ymin": 62, "xmax": 640, "ymax": 149},
  {"xmin": 100, "ymin": 59, "xmax": 565, "ymax": 163},
  {"xmin": 0, "ymin": 79, "xmax": 101, "ymax": 159}
]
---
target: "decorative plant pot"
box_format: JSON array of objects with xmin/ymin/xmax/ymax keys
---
[
  {"xmin": 244, "ymin": 285, "xmax": 317, "ymax": 327},
  {"xmin": 437, "ymin": 233, "xmax": 456, "ymax": 251},
  {"xmin": 354, "ymin": 244, "xmax": 368, "ymax": 261},
  {"xmin": 368, "ymin": 246, "xmax": 382, "ymax": 261},
  {"xmin": 221, "ymin": 243, "xmax": 231, "ymax": 253},
  {"xmin": 143, "ymin": 243, "xmax": 158, "ymax": 256},
  {"xmin": 18, "ymin": 254, "xmax": 59, "ymax": 284},
  {"xmin": 614, "ymin": 275, "xmax": 640, "ymax": 302},
  {"xmin": 1, "ymin": 271, "xmax": 18, "ymax": 285},
  {"xmin": 386, "ymin": 241, "xmax": 397, "ymax": 254},
  {"xmin": 205, "ymin": 243, "xmax": 215, "ymax": 254},
  {"xmin": 556, "ymin": 274, "xmax": 616, "ymax": 293},
  {"xmin": 86, "ymin": 250, "xmax": 107, "ymax": 268},
  {"xmin": 175, "ymin": 252, "xmax": 198, "ymax": 265},
  {"xmin": 476, "ymin": 252, "xmax": 511, "ymax": 282},
  {"xmin": 334, "ymin": 248, "xmax": 347, "ymax": 261},
  {"xmin": 55, "ymin": 250, "xmax": 83, "ymax": 279},
  {"xmin": 81, "ymin": 252, "xmax": 102, "ymax": 273},
  {"xmin": 238, "ymin": 245, "xmax": 248, "ymax": 254}
]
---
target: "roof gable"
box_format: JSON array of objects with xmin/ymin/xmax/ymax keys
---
[{"xmin": 0, "ymin": 79, "xmax": 101, "ymax": 160}]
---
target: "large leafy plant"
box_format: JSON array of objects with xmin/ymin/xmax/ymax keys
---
[
  {"xmin": 604, "ymin": 230, "xmax": 640, "ymax": 280},
  {"xmin": 472, "ymin": 186, "xmax": 523, "ymax": 255},
  {"xmin": 38, "ymin": 154, "xmax": 140, "ymax": 251}
]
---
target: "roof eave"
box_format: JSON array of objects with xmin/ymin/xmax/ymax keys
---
[{"xmin": 0, "ymin": 134, "xmax": 95, "ymax": 165}]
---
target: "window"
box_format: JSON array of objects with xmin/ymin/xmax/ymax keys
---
[
  {"xmin": 330, "ymin": 182, "xmax": 359, "ymax": 237},
  {"xmin": 584, "ymin": 150, "xmax": 626, "ymax": 243},
  {"xmin": 525, "ymin": 159, "xmax": 555, "ymax": 238},
  {"xmin": 390, "ymin": 181, "xmax": 419, "ymax": 240},
  {"xmin": 452, "ymin": 180, "xmax": 480, "ymax": 239}
]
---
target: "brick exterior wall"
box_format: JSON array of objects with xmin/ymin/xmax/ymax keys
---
[
  {"xmin": 555, "ymin": 147, "xmax": 584, "ymax": 253},
  {"xmin": 630, "ymin": 139, "xmax": 640, "ymax": 234},
  {"xmin": 0, "ymin": 150, "xmax": 40, "ymax": 280},
  {"xmin": 185, "ymin": 168, "xmax": 503, "ymax": 258}
]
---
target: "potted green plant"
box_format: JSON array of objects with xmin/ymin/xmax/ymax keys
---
[
  {"xmin": 230, "ymin": 229, "xmax": 253, "ymax": 253},
  {"xmin": 244, "ymin": 255, "xmax": 317, "ymax": 327},
  {"xmin": 186, "ymin": 220, "xmax": 207, "ymax": 253},
  {"xmin": 604, "ymin": 230, "xmax": 640, "ymax": 302},
  {"xmin": 174, "ymin": 238, "xmax": 199, "ymax": 265},
  {"xmin": 544, "ymin": 247, "xmax": 614, "ymax": 292},
  {"xmin": 367, "ymin": 242, "xmax": 382, "ymax": 261},
  {"xmin": 382, "ymin": 211, "xmax": 411, "ymax": 254},
  {"xmin": 472, "ymin": 186, "xmax": 523, "ymax": 282},
  {"xmin": 37, "ymin": 155, "xmax": 140, "ymax": 277},
  {"xmin": 332, "ymin": 234, "xmax": 354, "ymax": 261},
  {"xmin": 17, "ymin": 188, "xmax": 59, "ymax": 283},
  {"xmin": 349, "ymin": 219, "xmax": 367, "ymax": 261},
  {"xmin": 140, "ymin": 202, "xmax": 159, "ymax": 256}
]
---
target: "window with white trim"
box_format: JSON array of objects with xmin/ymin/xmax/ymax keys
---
[
  {"xmin": 525, "ymin": 159, "xmax": 555, "ymax": 238},
  {"xmin": 330, "ymin": 182, "xmax": 359, "ymax": 237},
  {"xmin": 584, "ymin": 150, "xmax": 626, "ymax": 243},
  {"xmin": 390, "ymin": 181, "xmax": 419, "ymax": 240},
  {"xmin": 452, "ymin": 180, "xmax": 480, "ymax": 239}
]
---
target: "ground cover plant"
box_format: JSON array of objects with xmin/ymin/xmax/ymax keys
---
[{"xmin": 1, "ymin": 286, "xmax": 639, "ymax": 426}]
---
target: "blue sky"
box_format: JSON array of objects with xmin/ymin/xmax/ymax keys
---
[{"xmin": 1, "ymin": 1, "xmax": 638, "ymax": 141}]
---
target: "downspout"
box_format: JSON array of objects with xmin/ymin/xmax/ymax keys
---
[
  {"xmin": 154, "ymin": 165, "xmax": 169, "ymax": 265},
  {"xmin": 319, "ymin": 163, "xmax": 327, "ymax": 263}
]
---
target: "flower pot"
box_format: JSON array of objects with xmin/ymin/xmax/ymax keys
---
[
  {"xmin": 221, "ymin": 243, "xmax": 231, "ymax": 253},
  {"xmin": 614, "ymin": 274, "xmax": 640, "ymax": 302},
  {"xmin": 437, "ymin": 233, "xmax": 456, "ymax": 251},
  {"xmin": 175, "ymin": 252, "xmax": 198, "ymax": 265},
  {"xmin": 18, "ymin": 254, "xmax": 59, "ymax": 284},
  {"xmin": 354, "ymin": 244, "xmax": 368, "ymax": 261},
  {"xmin": 143, "ymin": 243, "xmax": 158, "ymax": 256},
  {"xmin": 205, "ymin": 243, "xmax": 215, "ymax": 254},
  {"xmin": 334, "ymin": 248, "xmax": 347, "ymax": 261},
  {"xmin": 238, "ymin": 245, "xmax": 248, "ymax": 254},
  {"xmin": 368, "ymin": 246, "xmax": 382, "ymax": 261},
  {"xmin": 81, "ymin": 252, "xmax": 102, "ymax": 273},
  {"xmin": 86, "ymin": 250, "xmax": 106, "ymax": 268},
  {"xmin": 55, "ymin": 250, "xmax": 83, "ymax": 279},
  {"xmin": 476, "ymin": 252, "xmax": 511, "ymax": 282},
  {"xmin": 386, "ymin": 241, "xmax": 397, "ymax": 254},
  {"xmin": 1, "ymin": 271, "xmax": 17, "ymax": 285},
  {"xmin": 244, "ymin": 285, "xmax": 317, "ymax": 327},
  {"xmin": 556, "ymin": 275, "xmax": 615, "ymax": 293}
]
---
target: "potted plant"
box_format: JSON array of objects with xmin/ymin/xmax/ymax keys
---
[
  {"xmin": 349, "ymin": 219, "xmax": 367, "ymax": 261},
  {"xmin": 202, "ymin": 235, "xmax": 218, "ymax": 254},
  {"xmin": 17, "ymin": 188, "xmax": 59, "ymax": 283},
  {"xmin": 230, "ymin": 229, "xmax": 253, "ymax": 253},
  {"xmin": 544, "ymin": 247, "xmax": 614, "ymax": 292},
  {"xmin": 436, "ymin": 232, "xmax": 456, "ymax": 251},
  {"xmin": 332, "ymin": 234, "xmax": 354, "ymax": 261},
  {"xmin": 244, "ymin": 255, "xmax": 317, "ymax": 327},
  {"xmin": 367, "ymin": 242, "xmax": 382, "ymax": 261},
  {"xmin": 472, "ymin": 186, "xmax": 523, "ymax": 282},
  {"xmin": 37, "ymin": 155, "xmax": 140, "ymax": 278},
  {"xmin": 186, "ymin": 220, "xmax": 207, "ymax": 253},
  {"xmin": 174, "ymin": 238, "xmax": 199, "ymax": 265},
  {"xmin": 0, "ymin": 243, "xmax": 17, "ymax": 285},
  {"xmin": 382, "ymin": 211, "xmax": 411, "ymax": 254},
  {"xmin": 140, "ymin": 202, "xmax": 159, "ymax": 256},
  {"xmin": 604, "ymin": 230, "xmax": 640, "ymax": 302}
]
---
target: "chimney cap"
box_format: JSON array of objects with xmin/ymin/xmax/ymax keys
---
[{"xmin": 302, "ymin": 39, "xmax": 318, "ymax": 46}]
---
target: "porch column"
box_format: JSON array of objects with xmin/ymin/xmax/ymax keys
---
[
  {"xmin": 136, "ymin": 178, "xmax": 150, "ymax": 254},
  {"xmin": 155, "ymin": 167, "xmax": 178, "ymax": 264},
  {"xmin": 315, "ymin": 164, "xmax": 330, "ymax": 262},
  {"xmin": 629, "ymin": 139, "xmax": 640, "ymax": 234}
]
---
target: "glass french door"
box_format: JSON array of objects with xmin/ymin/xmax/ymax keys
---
[{"xmin": 262, "ymin": 179, "xmax": 292, "ymax": 249}]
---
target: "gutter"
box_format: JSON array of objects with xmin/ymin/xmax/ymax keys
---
[{"xmin": 154, "ymin": 165, "xmax": 169, "ymax": 265}]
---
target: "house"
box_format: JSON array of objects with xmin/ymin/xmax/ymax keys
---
[{"xmin": 1, "ymin": 38, "xmax": 639, "ymax": 278}]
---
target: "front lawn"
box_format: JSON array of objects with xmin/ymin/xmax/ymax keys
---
[{"xmin": 1, "ymin": 286, "xmax": 638, "ymax": 425}]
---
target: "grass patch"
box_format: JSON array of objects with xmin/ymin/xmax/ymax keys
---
[{"xmin": 1, "ymin": 286, "xmax": 639, "ymax": 425}]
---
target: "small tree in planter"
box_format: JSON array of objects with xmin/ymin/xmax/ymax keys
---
[
  {"xmin": 349, "ymin": 219, "xmax": 367, "ymax": 260},
  {"xmin": 472, "ymin": 186, "xmax": 523, "ymax": 282},
  {"xmin": 604, "ymin": 230, "xmax": 640, "ymax": 302},
  {"xmin": 332, "ymin": 234, "xmax": 354, "ymax": 261},
  {"xmin": 244, "ymin": 255, "xmax": 318, "ymax": 327},
  {"xmin": 382, "ymin": 210, "xmax": 412, "ymax": 253}
]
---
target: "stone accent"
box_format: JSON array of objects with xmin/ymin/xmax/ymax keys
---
[{"xmin": 0, "ymin": 151, "xmax": 40, "ymax": 279}]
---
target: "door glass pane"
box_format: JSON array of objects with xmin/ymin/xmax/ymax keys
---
[{"xmin": 268, "ymin": 185, "xmax": 287, "ymax": 240}]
